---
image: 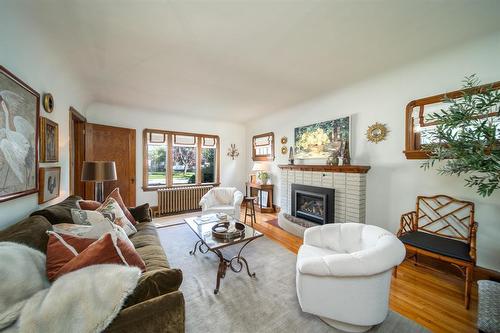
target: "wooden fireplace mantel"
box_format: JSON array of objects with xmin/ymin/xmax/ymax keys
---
[{"xmin": 278, "ymin": 164, "xmax": 370, "ymax": 174}]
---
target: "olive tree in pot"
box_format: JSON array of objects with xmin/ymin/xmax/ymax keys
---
[{"xmin": 422, "ymin": 75, "xmax": 500, "ymax": 197}]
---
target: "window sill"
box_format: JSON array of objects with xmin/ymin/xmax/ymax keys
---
[{"xmin": 142, "ymin": 183, "xmax": 220, "ymax": 192}]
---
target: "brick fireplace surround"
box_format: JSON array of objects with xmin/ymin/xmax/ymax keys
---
[{"xmin": 278, "ymin": 165, "xmax": 370, "ymax": 224}]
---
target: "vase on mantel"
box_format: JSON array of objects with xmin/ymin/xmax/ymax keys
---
[{"xmin": 342, "ymin": 141, "xmax": 351, "ymax": 166}]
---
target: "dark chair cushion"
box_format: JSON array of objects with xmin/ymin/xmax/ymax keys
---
[
  {"xmin": 0, "ymin": 216, "xmax": 52, "ymax": 253},
  {"xmin": 30, "ymin": 195, "xmax": 82, "ymax": 225},
  {"xmin": 129, "ymin": 203, "xmax": 151, "ymax": 223},
  {"xmin": 399, "ymin": 231, "xmax": 472, "ymax": 262}
]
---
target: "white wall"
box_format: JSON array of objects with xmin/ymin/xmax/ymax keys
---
[
  {"xmin": 245, "ymin": 32, "xmax": 500, "ymax": 271},
  {"xmin": 85, "ymin": 103, "xmax": 247, "ymax": 205},
  {"xmin": 0, "ymin": 3, "xmax": 91, "ymax": 229}
]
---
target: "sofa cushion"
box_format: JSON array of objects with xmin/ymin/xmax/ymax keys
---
[
  {"xmin": 399, "ymin": 231, "xmax": 472, "ymax": 262},
  {"xmin": 124, "ymin": 268, "xmax": 183, "ymax": 308},
  {"xmin": 0, "ymin": 216, "xmax": 52, "ymax": 253},
  {"xmin": 129, "ymin": 222, "xmax": 170, "ymax": 270},
  {"xmin": 30, "ymin": 196, "xmax": 82, "ymax": 225}
]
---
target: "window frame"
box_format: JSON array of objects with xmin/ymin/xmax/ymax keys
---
[
  {"xmin": 404, "ymin": 81, "xmax": 500, "ymax": 160},
  {"xmin": 252, "ymin": 132, "xmax": 275, "ymax": 161},
  {"xmin": 142, "ymin": 129, "xmax": 220, "ymax": 190}
]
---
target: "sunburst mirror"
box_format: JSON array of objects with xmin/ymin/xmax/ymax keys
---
[{"xmin": 366, "ymin": 123, "xmax": 388, "ymax": 143}]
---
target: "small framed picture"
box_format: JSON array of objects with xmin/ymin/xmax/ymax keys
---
[
  {"xmin": 38, "ymin": 167, "xmax": 60, "ymax": 204},
  {"xmin": 39, "ymin": 116, "xmax": 59, "ymax": 162}
]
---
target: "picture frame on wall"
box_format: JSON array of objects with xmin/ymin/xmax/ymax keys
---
[
  {"xmin": 38, "ymin": 166, "xmax": 60, "ymax": 204},
  {"xmin": 0, "ymin": 65, "xmax": 39, "ymax": 203},
  {"xmin": 39, "ymin": 116, "xmax": 59, "ymax": 162}
]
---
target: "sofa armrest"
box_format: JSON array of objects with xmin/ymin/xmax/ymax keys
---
[
  {"xmin": 298, "ymin": 235, "xmax": 406, "ymax": 277},
  {"xmin": 124, "ymin": 268, "xmax": 183, "ymax": 308},
  {"xmin": 302, "ymin": 225, "xmax": 324, "ymax": 247},
  {"xmin": 105, "ymin": 291, "xmax": 185, "ymax": 333},
  {"xmin": 397, "ymin": 211, "xmax": 416, "ymax": 236}
]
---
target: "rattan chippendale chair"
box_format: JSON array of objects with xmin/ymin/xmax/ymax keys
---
[{"xmin": 395, "ymin": 195, "xmax": 478, "ymax": 309}]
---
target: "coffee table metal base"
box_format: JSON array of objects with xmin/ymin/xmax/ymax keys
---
[{"xmin": 189, "ymin": 238, "xmax": 257, "ymax": 294}]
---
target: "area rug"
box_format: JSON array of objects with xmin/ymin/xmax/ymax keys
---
[
  {"xmin": 153, "ymin": 211, "xmax": 200, "ymax": 228},
  {"xmin": 157, "ymin": 224, "xmax": 429, "ymax": 333}
]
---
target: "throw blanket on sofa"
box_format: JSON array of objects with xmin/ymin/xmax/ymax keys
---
[{"xmin": 0, "ymin": 242, "xmax": 140, "ymax": 333}]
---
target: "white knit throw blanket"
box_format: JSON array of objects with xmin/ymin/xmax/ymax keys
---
[{"xmin": 0, "ymin": 242, "xmax": 140, "ymax": 333}]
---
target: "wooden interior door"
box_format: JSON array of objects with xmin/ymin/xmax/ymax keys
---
[
  {"xmin": 69, "ymin": 107, "xmax": 86, "ymax": 198},
  {"xmin": 84, "ymin": 123, "xmax": 136, "ymax": 206}
]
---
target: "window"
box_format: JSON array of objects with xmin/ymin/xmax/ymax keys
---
[
  {"xmin": 404, "ymin": 82, "xmax": 500, "ymax": 159},
  {"xmin": 252, "ymin": 132, "xmax": 275, "ymax": 161},
  {"xmin": 143, "ymin": 130, "xmax": 219, "ymax": 189}
]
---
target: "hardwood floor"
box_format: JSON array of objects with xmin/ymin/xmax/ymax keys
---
[{"xmin": 240, "ymin": 210, "xmax": 478, "ymax": 333}]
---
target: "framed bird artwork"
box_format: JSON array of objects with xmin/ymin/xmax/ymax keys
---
[
  {"xmin": 0, "ymin": 66, "xmax": 39, "ymax": 203},
  {"xmin": 38, "ymin": 167, "xmax": 60, "ymax": 204}
]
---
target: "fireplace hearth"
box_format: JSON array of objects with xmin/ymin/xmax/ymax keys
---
[{"xmin": 291, "ymin": 184, "xmax": 334, "ymax": 224}]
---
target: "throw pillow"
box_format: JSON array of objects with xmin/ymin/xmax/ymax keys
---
[
  {"xmin": 77, "ymin": 200, "xmax": 101, "ymax": 211},
  {"xmin": 106, "ymin": 188, "xmax": 137, "ymax": 225},
  {"xmin": 71, "ymin": 208, "xmax": 115, "ymax": 226},
  {"xmin": 49, "ymin": 233, "xmax": 146, "ymax": 281},
  {"xmin": 128, "ymin": 203, "xmax": 151, "ymax": 223},
  {"xmin": 45, "ymin": 232, "xmax": 95, "ymax": 281},
  {"xmin": 97, "ymin": 198, "xmax": 137, "ymax": 236},
  {"xmin": 53, "ymin": 221, "xmax": 134, "ymax": 249}
]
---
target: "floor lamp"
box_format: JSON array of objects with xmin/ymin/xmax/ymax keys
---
[{"xmin": 81, "ymin": 161, "xmax": 117, "ymax": 202}]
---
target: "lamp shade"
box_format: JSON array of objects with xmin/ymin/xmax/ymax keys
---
[
  {"xmin": 252, "ymin": 161, "xmax": 271, "ymax": 172},
  {"xmin": 81, "ymin": 161, "xmax": 117, "ymax": 182}
]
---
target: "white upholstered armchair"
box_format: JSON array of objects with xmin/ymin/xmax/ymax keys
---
[
  {"xmin": 296, "ymin": 223, "xmax": 405, "ymax": 333},
  {"xmin": 199, "ymin": 187, "xmax": 244, "ymax": 219}
]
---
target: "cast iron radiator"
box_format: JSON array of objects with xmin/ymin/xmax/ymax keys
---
[{"xmin": 157, "ymin": 185, "xmax": 213, "ymax": 215}]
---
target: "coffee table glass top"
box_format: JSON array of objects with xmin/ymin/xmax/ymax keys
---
[{"xmin": 185, "ymin": 214, "xmax": 263, "ymax": 250}]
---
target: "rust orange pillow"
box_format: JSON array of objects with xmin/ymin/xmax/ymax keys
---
[
  {"xmin": 48, "ymin": 233, "xmax": 146, "ymax": 281},
  {"xmin": 106, "ymin": 188, "xmax": 137, "ymax": 225},
  {"xmin": 46, "ymin": 232, "xmax": 95, "ymax": 281},
  {"xmin": 78, "ymin": 200, "xmax": 101, "ymax": 211}
]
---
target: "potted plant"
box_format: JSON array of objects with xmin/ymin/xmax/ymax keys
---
[{"xmin": 422, "ymin": 75, "xmax": 500, "ymax": 197}]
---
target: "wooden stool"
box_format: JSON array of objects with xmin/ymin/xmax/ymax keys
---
[{"xmin": 243, "ymin": 196, "xmax": 257, "ymax": 227}]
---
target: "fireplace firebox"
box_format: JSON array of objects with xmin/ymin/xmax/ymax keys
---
[{"xmin": 291, "ymin": 184, "xmax": 334, "ymax": 224}]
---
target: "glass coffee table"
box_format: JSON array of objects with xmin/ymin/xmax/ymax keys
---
[{"xmin": 185, "ymin": 215, "xmax": 263, "ymax": 294}]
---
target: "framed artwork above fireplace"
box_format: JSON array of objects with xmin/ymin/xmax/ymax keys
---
[{"xmin": 294, "ymin": 116, "xmax": 350, "ymax": 161}]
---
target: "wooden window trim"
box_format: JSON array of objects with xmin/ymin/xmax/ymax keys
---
[
  {"xmin": 252, "ymin": 132, "xmax": 275, "ymax": 161},
  {"xmin": 142, "ymin": 129, "xmax": 220, "ymax": 190},
  {"xmin": 404, "ymin": 81, "xmax": 500, "ymax": 160}
]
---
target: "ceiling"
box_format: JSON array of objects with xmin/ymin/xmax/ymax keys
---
[{"xmin": 19, "ymin": 0, "xmax": 500, "ymax": 122}]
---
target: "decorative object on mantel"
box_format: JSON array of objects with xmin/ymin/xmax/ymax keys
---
[
  {"xmin": 0, "ymin": 65, "xmax": 39, "ymax": 203},
  {"xmin": 42, "ymin": 93, "xmax": 54, "ymax": 113},
  {"xmin": 366, "ymin": 122, "xmax": 388, "ymax": 143},
  {"xmin": 280, "ymin": 136, "xmax": 288, "ymax": 144},
  {"xmin": 38, "ymin": 166, "xmax": 60, "ymax": 204},
  {"xmin": 294, "ymin": 116, "xmax": 350, "ymax": 161},
  {"xmin": 281, "ymin": 146, "xmax": 288, "ymax": 155},
  {"xmin": 342, "ymin": 140, "xmax": 351, "ymax": 165},
  {"xmin": 404, "ymin": 75, "xmax": 500, "ymax": 160},
  {"xmin": 226, "ymin": 144, "xmax": 239, "ymax": 160},
  {"xmin": 288, "ymin": 145, "xmax": 294, "ymax": 164},
  {"xmin": 81, "ymin": 161, "xmax": 117, "ymax": 202},
  {"xmin": 421, "ymin": 75, "xmax": 500, "ymax": 197},
  {"xmin": 39, "ymin": 116, "xmax": 59, "ymax": 162}
]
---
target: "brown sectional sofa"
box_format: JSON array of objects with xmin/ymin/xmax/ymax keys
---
[{"xmin": 0, "ymin": 196, "xmax": 185, "ymax": 333}]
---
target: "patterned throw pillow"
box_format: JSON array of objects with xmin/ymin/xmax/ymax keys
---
[
  {"xmin": 97, "ymin": 198, "xmax": 137, "ymax": 236},
  {"xmin": 46, "ymin": 232, "xmax": 146, "ymax": 281},
  {"xmin": 106, "ymin": 188, "xmax": 137, "ymax": 225}
]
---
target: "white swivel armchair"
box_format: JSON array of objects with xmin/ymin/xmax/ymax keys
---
[
  {"xmin": 296, "ymin": 223, "xmax": 405, "ymax": 333},
  {"xmin": 199, "ymin": 187, "xmax": 244, "ymax": 219}
]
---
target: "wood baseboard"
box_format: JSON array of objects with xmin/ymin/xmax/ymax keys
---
[{"xmin": 475, "ymin": 266, "xmax": 500, "ymax": 282}]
